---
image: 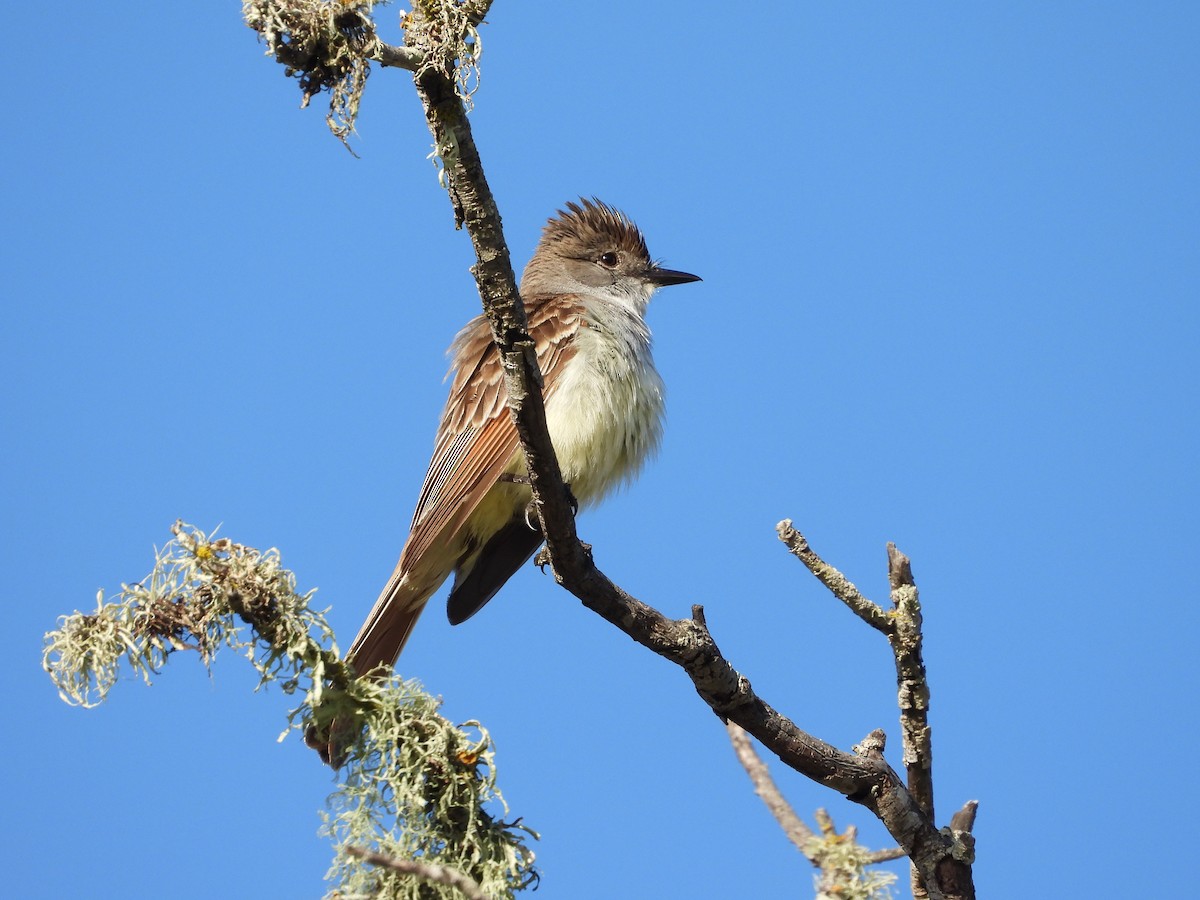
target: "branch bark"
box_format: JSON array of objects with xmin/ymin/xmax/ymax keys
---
[
  {"xmin": 779, "ymin": 521, "xmax": 977, "ymax": 898},
  {"xmin": 373, "ymin": 40, "xmax": 423, "ymax": 72},
  {"xmin": 391, "ymin": 13, "xmax": 974, "ymax": 900}
]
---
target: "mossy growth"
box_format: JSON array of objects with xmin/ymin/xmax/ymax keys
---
[{"xmin": 44, "ymin": 521, "xmax": 537, "ymax": 899}]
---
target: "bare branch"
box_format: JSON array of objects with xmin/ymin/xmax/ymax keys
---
[
  {"xmin": 726, "ymin": 721, "xmax": 816, "ymax": 856},
  {"xmin": 886, "ymin": 542, "xmax": 935, "ymax": 822},
  {"xmin": 776, "ymin": 525, "xmax": 975, "ymax": 898},
  {"xmin": 776, "ymin": 520, "xmax": 893, "ymax": 633},
  {"xmin": 345, "ymin": 846, "xmax": 489, "ymax": 900},
  {"xmin": 866, "ymin": 846, "xmax": 909, "ymax": 864},
  {"xmin": 950, "ymin": 800, "xmax": 979, "ymax": 833},
  {"xmin": 399, "ymin": 16, "xmax": 974, "ymax": 900},
  {"xmin": 726, "ymin": 726, "xmax": 909, "ymax": 890}
]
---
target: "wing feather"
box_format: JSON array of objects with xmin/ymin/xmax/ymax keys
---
[{"xmin": 398, "ymin": 296, "xmax": 584, "ymax": 572}]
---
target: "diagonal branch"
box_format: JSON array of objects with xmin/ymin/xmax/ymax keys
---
[
  {"xmin": 777, "ymin": 525, "xmax": 939, "ymax": 826},
  {"xmin": 373, "ymin": 40, "xmax": 423, "ymax": 72},
  {"xmin": 777, "ymin": 520, "xmax": 893, "ymax": 633},
  {"xmin": 398, "ymin": 17, "xmax": 974, "ymax": 900}
]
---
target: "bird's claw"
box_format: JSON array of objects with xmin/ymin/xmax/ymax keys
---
[
  {"xmin": 522, "ymin": 481, "xmax": 579, "ymax": 531},
  {"xmin": 534, "ymin": 541, "xmax": 592, "ymax": 574}
]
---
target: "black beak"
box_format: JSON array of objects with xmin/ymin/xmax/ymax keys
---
[{"xmin": 645, "ymin": 266, "xmax": 702, "ymax": 287}]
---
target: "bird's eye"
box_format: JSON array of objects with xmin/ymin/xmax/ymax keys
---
[{"xmin": 599, "ymin": 251, "xmax": 619, "ymax": 268}]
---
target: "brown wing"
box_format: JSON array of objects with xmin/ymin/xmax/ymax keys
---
[
  {"xmin": 445, "ymin": 518, "xmax": 546, "ymax": 625},
  {"xmin": 398, "ymin": 295, "xmax": 585, "ymax": 573}
]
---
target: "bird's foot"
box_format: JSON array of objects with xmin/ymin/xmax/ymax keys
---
[
  {"xmin": 535, "ymin": 541, "xmax": 592, "ymax": 572},
  {"xmin": 520, "ymin": 481, "xmax": 579, "ymax": 530}
]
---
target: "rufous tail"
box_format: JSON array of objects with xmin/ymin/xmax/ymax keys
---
[{"xmin": 346, "ymin": 572, "xmax": 437, "ymax": 678}]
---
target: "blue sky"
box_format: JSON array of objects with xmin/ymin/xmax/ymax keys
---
[{"xmin": 5, "ymin": 3, "xmax": 1198, "ymax": 897}]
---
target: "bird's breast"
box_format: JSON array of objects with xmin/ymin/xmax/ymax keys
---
[{"xmin": 543, "ymin": 318, "xmax": 664, "ymax": 506}]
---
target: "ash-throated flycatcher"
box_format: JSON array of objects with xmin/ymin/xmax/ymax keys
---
[{"xmin": 348, "ymin": 199, "xmax": 700, "ymax": 676}]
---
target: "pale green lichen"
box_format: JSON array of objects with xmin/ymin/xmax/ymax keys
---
[
  {"xmin": 43, "ymin": 522, "xmax": 537, "ymax": 899},
  {"xmin": 808, "ymin": 831, "xmax": 898, "ymax": 900}
]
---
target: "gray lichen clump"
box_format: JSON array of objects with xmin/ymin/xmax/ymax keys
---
[
  {"xmin": 240, "ymin": 0, "xmax": 484, "ymax": 148},
  {"xmin": 242, "ymin": 0, "xmax": 381, "ymax": 143},
  {"xmin": 43, "ymin": 521, "xmax": 537, "ymax": 899}
]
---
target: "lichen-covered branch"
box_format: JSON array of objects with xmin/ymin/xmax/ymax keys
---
[
  {"xmin": 243, "ymin": 0, "xmax": 381, "ymax": 146},
  {"xmin": 242, "ymin": 0, "xmax": 487, "ymax": 144},
  {"xmin": 886, "ymin": 544, "xmax": 935, "ymax": 822},
  {"xmin": 345, "ymin": 847, "xmax": 490, "ymax": 900},
  {"xmin": 779, "ymin": 526, "xmax": 938, "ymax": 824},
  {"xmin": 43, "ymin": 522, "xmax": 538, "ymax": 900},
  {"xmin": 777, "ymin": 520, "xmax": 893, "ymax": 633},
  {"xmin": 777, "ymin": 522, "xmax": 977, "ymax": 899}
]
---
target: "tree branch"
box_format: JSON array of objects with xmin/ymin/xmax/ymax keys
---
[
  {"xmin": 345, "ymin": 846, "xmax": 489, "ymax": 900},
  {"xmin": 867, "ymin": 846, "xmax": 910, "ymax": 864},
  {"xmin": 778, "ymin": 522, "xmax": 979, "ymax": 899},
  {"xmin": 727, "ymin": 719, "xmax": 909, "ymax": 896},
  {"xmin": 886, "ymin": 543, "xmax": 935, "ymax": 823},
  {"xmin": 372, "ymin": 40, "xmax": 423, "ymax": 72},
  {"xmin": 776, "ymin": 519, "xmax": 893, "ymax": 633},
  {"xmin": 397, "ymin": 13, "xmax": 975, "ymax": 899},
  {"xmin": 950, "ymin": 800, "xmax": 979, "ymax": 834}
]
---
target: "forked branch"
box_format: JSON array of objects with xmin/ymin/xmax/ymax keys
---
[{"xmin": 400, "ymin": 16, "xmax": 974, "ymax": 900}]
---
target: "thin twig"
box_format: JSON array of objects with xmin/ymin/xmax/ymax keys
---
[
  {"xmin": 726, "ymin": 721, "xmax": 816, "ymax": 856},
  {"xmin": 345, "ymin": 847, "xmax": 489, "ymax": 900},
  {"xmin": 776, "ymin": 520, "xmax": 893, "ymax": 633},
  {"xmin": 727, "ymin": 720, "xmax": 909, "ymax": 873}
]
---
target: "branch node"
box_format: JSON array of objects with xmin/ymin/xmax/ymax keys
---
[
  {"xmin": 887, "ymin": 542, "xmax": 914, "ymax": 588},
  {"xmin": 941, "ymin": 826, "xmax": 977, "ymax": 864},
  {"xmin": 775, "ymin": 518, "xmax": 808, "ymax": 552},
  {"xmin": 853, "ymin": 729, "xmax": 887, "ymax": 760},
  {"xmin": 949, "ymin": 799, "xmax": 979, "ymax": 833}
]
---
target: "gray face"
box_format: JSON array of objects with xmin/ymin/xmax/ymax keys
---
[
  {"xmin": 522, "ymin": 199, "xmax": 698, "ymax": 297},
  {"xmin": 561, "ymin": 242, "xmax": 652, "ymax": 290}
]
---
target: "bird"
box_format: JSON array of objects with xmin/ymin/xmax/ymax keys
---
[{"xmin": 347, "ymin": 198, "xmax": 700, "ymax": 677}]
